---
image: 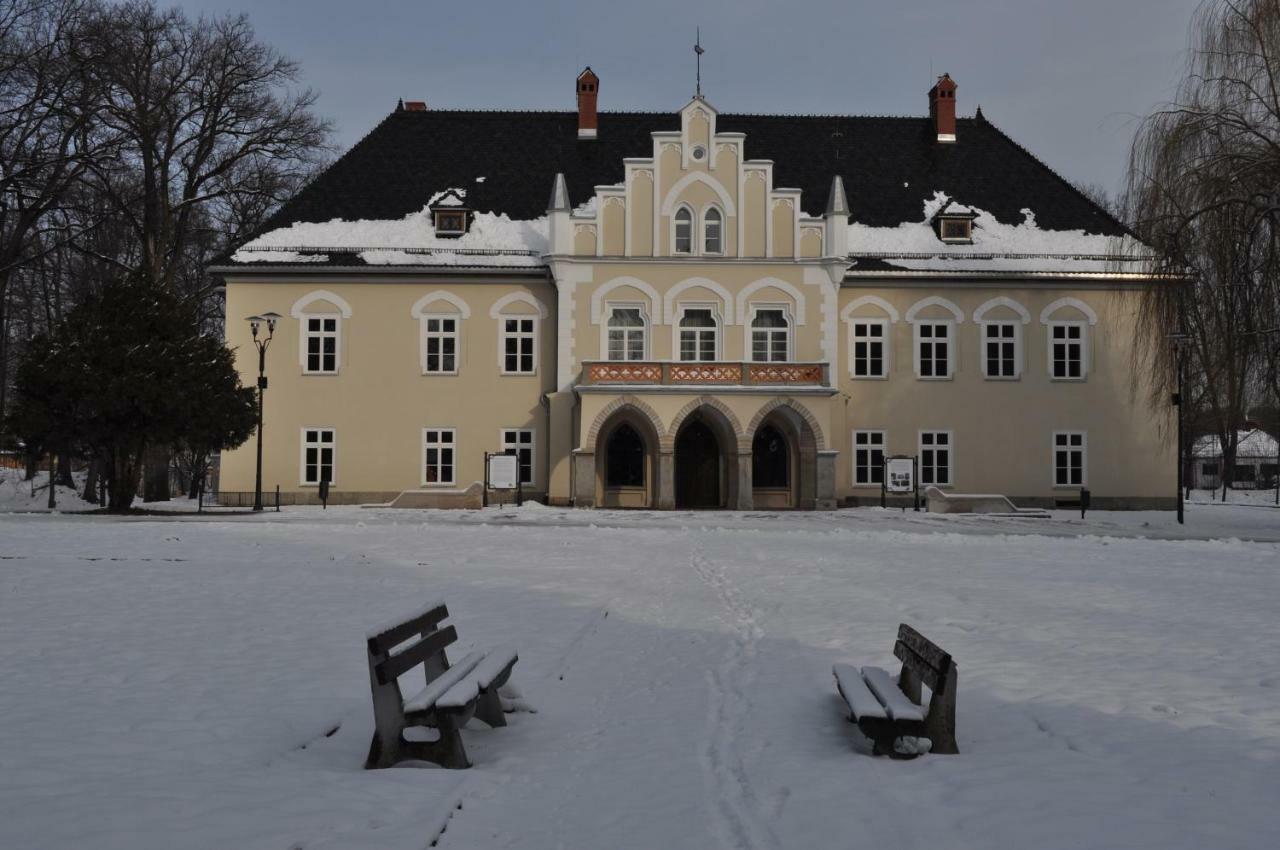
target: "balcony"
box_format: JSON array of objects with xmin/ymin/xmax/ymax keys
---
[{"xmin": 580, "ymin": 360, "xmax": 830, "ymax": 387}]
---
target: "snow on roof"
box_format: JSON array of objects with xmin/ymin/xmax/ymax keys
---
[
  {"xmin": 1193, "ymin": 429, "xmax": 1279, "ymax": 459},
  {"xmin": 849, "ymin": 191, "xmax": 1148, "ymax": 274}
]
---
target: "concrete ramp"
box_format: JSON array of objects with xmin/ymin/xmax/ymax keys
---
[
  {"xmin": 924, "ymin": 486, "xmax": 1050, "ymax": 518},
  {"xmin": 381, "ymin": 482, "xmax": 485, "ymax": 509}
]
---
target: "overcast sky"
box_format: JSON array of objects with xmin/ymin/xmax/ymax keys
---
[{"xmin": 172, "ymin": 0, "xmax": 1204, "ymax": 197}]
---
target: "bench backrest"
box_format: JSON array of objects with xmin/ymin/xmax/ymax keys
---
[
  {"xmin": 367, "ymin": 601, "xmax": 456, "ymax": 688},
  {"xmin": 893, "ymin": 623, "xmax": 953, "ymax": 695}
]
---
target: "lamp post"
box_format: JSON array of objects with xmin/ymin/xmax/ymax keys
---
[
  {"xmin": 1169, "ymin": 331, "xmax": 1192, "ymax": 525},
  {"xmin": 247, "ymin": 312, "xmax": 281, "ymax": 511}
]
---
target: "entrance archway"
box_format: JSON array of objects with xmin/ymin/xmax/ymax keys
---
[
  {"xmin": 593, "ymin": 405, "xmax": 661, "ymax": 508},
  {"xmin": 676, "ymin": 419, "xmax": 722, "ymax": 508},
  {"xmin": 748, "ymin": 403, "xmax": 820, "ymax": 509}
]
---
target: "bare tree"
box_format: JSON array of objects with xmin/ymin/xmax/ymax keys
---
[{"xmin": 1123, "ymin": 0, "xmax": 1280, "ymax": 498}]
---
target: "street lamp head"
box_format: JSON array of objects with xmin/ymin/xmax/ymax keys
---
[
  {"xmin": 246, "ymin": 315, "xmax": 264, "ymax": 338},
  {"xmin": 260, "ymin": 311, "xmax": 283, "ymax": 334}
]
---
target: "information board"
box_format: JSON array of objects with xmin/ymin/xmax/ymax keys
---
[
  {"xmin": 488, "ymin": 454, "xmax": 518, "ymax": 489},
  {"xmin": 886, "ymin": 457, "xmax": 915, "ymax": 493}
]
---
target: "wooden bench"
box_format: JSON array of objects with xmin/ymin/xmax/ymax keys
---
[
  {"xmin": 364, "ymin": 601, "xmax": 519, "ymax": 769},
  {"xmin": 833, "ymin": 624, "xmax": 958, "ymax": 758}
]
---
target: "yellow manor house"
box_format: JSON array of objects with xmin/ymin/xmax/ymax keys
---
[{"xmin": 215, "ymin": 70, "xmax": 1174, "ymax": 510}]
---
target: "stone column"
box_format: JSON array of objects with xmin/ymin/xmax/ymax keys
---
[
  {"xmin": 735, "ymin": 449, "xmax": 754, "ymax": 510},
  {"xmin": 572, "ymin": 450, "xmax": 596, "ymax": 508},
  {"xmin": 657, "ymin": 450, "xmax": 675, "ymax": 509},
  {"xmin": 816, "ymin": 449, "xmax": 839, "ymax": 510}
]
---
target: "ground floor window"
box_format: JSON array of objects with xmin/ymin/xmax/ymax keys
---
[
  {"xmin": 501, "ymin": 428, "xmax": 534, "ymax": 485},
  {"xmin": 854, "ymin": 430, "xmax": 886, "ymax": 485},
  {"xmin": 302, "ymin": 428, "xmax": 335, "ymax": 485},
  {"xmin": 606, "ymin": 424, "xmax": 646, "ymax": 488},
  {"xmin": 423, "ymin": 428, "xmax": 456, "ymax": 485},
  {"xmin": 1054, "ymin": 431, "xmax": 1086, "ymax": 486},
  {"xmin": 1201, "ymin": 462, "xmax": 1219, "ymax": 477},
  {"xmin": 752, "ymin": 425, "xmax": 789, "ymax": 488},
  {"xmin": 1234, "ymin": 463, "xmax": 1256, "ymax": 482},
  {"xmin": 920, "ymin": 430, "xmax": 952, "ymax": 486}
]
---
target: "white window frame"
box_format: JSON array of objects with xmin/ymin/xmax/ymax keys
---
[
  {"xmin": 980, "ymin": 320, "xmax": 1021, "ymax": 380},
  {"xmin": 1047, "ymin": 321, "xmax": 1088, "ymax": 381},
  {"xmin": 746, "ymin": 303, "xmax": 792, "ymax": 363},
  {"xmin": 702, "ymin": 204, "xmax": 724, "ymax": 255},
  {"xmin": 301, "ymin": 313, "xmax": 341, "ymax": 375},
  {"xmin": 850, "ymin": 318, "xmax": 890, "ymax": 379},
  {"xmin": 913, "ymin": 320, "xmax": 955, "ymax": 380},
  {"xmin": 1053, "ymin": 431, "xmax": 1087, "ymax": 488},
  {"xmin": 673, "ymin": 303, "xmax": 721, "ymax": 362},
  {"xmin": 602, "ymin": 302, "xmax": 649, "ymax": 362},
  {"xmin": 672, "ymin": 205, "xmax": 694, "ymax": 255},
  {"xmin": 422, "ymin": 428, "xmax": 457, "ymax": 487},
  {"xmin": 300, "ymin": 427, "xmax": 336, "ymax": 486},
  {"xmin": 918, "ymin": 430, "xmax": 953, "ymax": 488},
  {"xmin": 853, "ymin": 429, "xmax": 887, "ymax": 486},
  {"xmin": 499, "ymin": 313, "xmax": 538, "ymax": 375},
  {"xmin": 500, "ymin": 427, "xmax": 536, "ymax": 486},
  {"xmin": 420, "ymin": 312, "xmax": 460, "ymax": 375}
]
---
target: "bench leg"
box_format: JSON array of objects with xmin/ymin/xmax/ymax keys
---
[
  {"xmin": 923, "ymin": 664, "xmax": 959, "ymax": 755},
  {"xmin": 365, "ymin": 721, "xmax": 405, "ymax": 770},
  {"xmin": 430, "ymin": 714, "xmax": 471, "ymax": 769},
  {"xmin": 474, "ymin": 688, "xmax": 507, "ymax": 728}
]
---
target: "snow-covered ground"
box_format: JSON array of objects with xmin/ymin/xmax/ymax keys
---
[{"xmin": 1, "ymin": 506, "xmax": 1278, "ymax": 849}]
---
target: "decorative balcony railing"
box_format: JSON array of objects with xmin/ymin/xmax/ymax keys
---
[{"xmin": 581, "ymin": 360, "xmax": 829, "ymax": 387}]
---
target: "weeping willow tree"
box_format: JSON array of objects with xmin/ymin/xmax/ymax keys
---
[{"xmin": 1124, "ymin": 0, "xmax": 1280, "ymax": 496}]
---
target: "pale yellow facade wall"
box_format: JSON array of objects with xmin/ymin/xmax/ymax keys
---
[
  {"xmin": 771, "ymin": 202, "xmax": 795, "ymax": 257},
  {"xmin": 629, "ymin": 171, "xmax": 653, "ymax": 257},
  {"xmin": 742, "ymin": 174, "xmax": 767, "ymax": 257},
  {"xmin": 601, "ymin": 199, "xmax": 625, "ymax": 256}
]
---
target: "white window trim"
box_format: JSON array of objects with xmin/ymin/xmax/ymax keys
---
[
  {"xmin": 300, "ymin": 313, "xmax": 341, "ymax": 375},
  {"xmin": 852, "ymin": 429, "xmax": 887, "ymax": 487},
  {"xmin": 499, "ymin": 427, "xmax": 536, "ymax": 487},
  {"xmin": 918, "ymin": 429, "xmax": 954, "ymax": 488},
  {"xmin": 498, "ymin": 312, "xmax": 539, "ymax": 376},
  {"xmin": 299, "ymin": 427, "xmax": 336, "ymax": 487},
  {"xmin": 912, "ymin": 319, "xmax": 956, "ymax": 380},
  {"xmin": 1052, "ymin": 430, "xmax": 1088, "ymax": 488},
  {"xmin": 419, "ymin": 312, "xmax": 461, "ymax": 375},
  {"xmin": 701, "ymin": 204, "xmax": 725, "ymax": 256},
  {"xmin": 744, "ymin": 303, "xmax": 792, "ymax": 362},
  {"xmin": 849, "ymin": 317, "xmax": 891, "ymax": 380},
  {"xmin": 422, "ymin": 427, "xmax": 457, "ymax": 487},
  {"xmin": 601, "ymin": 301, "xmax": 650, "ymax": 362},
  {"xmin": 979, "ymin": 320, "xmax": 1022, "ymax": 380},
  {"xmin": 672, "ymin": 204, "xmax": 695, "ymax": 255},
  {"xmin": 1046, "ymin": 320, "xmax": 1089, "ymax": 381},
  {"xmin": 672, "ymin": 302, "xmax": 722, "ymax": 362}
]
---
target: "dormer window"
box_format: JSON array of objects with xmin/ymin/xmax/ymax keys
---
[
  {"xmin": 932, "ymin": 200, "xmax": 977, "ymax": 244},
  {"xmin": 430, "ymin": 189, "xmax": 470, "ymax": 238}
]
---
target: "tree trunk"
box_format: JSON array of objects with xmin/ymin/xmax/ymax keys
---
[
  {"xmin": 56, "ymin": 450, "xmax": 74, "ymax": 488},
  {"xmin": 82, "ymin": 459, "xmax": 100, "ymax": 503},
  {"xmin": 24, "ymin": 451, "xmax": 38, "ymax": 481},
  {"xmin": 47, "ymin": 454, "xmax": 56, "ymax": 510},
  {"xmin": 142, "ymin": 444, "xmax": 171, "ymax": 502},
  {"xmin": 110, "ymin": 453, "xmax": 141, "ymax": 512}
]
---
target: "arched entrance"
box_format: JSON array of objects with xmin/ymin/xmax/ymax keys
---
[
  {"xmin": 593, "ymin": 406, "xmax": 661, "ymax": 508},
  {"xmin": 676, "ymin": 419, "xmax": 722, "ymax": 508},
  {"xmin": 748, "ymin": 404, "xmax": 819, "ymax": 509}
]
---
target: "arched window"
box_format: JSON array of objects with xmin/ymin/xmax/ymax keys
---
[
  {"xmin": 606, "ymin": 306, "xmax": 646, "ymax": 361},
  {"xmin": 704, "ymin": 207, "xmax": 723, "ymax": 254},
  {"xmin": 678, "ymin": 307, "xmax": 719, "ymax": 361},
  {"xmin": 753, "ymin": 425, "xmax": 789, "ymax": 488},
  {"xmin": 674, "ymin": 207, "xmax": 693, "ymax": 254},
  {"xmin": 750, "ymin": 308, "xmax": 790, "ymax": 362},
  {"xmin": 606, "ymin": 424, "xmax": 645, "ymax": 487}
]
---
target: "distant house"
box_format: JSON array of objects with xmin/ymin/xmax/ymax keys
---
[{"xmin": 1192, "ymin": 428, "xmax": 1279, "ymax": 490}]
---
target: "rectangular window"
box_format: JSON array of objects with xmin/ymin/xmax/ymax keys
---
[
  {"xmin": 854, "ymin": 430, "xmax": 886, "ymax": 485},
  {"xmin": 983, "ymin": 323, "xmax": 1019, "ymax": 378},
  {"xmin": 301, "ymin": 428, "xmax": 335, "ymax": 485},
  {"xmin": 1054, "ymin": 432, "xmax": 1086, "ymax": 486},
  {"xmin": 304, "ymin": 316, "xmax": 338, "ymax": 374},
  {"xmin": 606, "ymin": 307, "xmax": 646, "ymax": 361},
  {"xmin": 678, "ymin": 308, "xmax": 718, "ymax": 362},
  {"xmin": 1201, "ymin": 462, "xmax": 1219, "ymax": 476},
  {"xmin": 852, "ymin": 320, "xmax": 887, "ymax": 378},
  {"xmin": 503, "ymin": 317, "xmax": 536, "ymax": 374},
  {"xmin": 423, "ymin": 429, "xmax": 456, "ymax": 485},
  {"xmin": 750, "ymin": 308, "xmax": 790, "ymax": 363},
  {"xmin": 501, "ymin": 428, "xmax": 535, "ymax": 485},
  {"xmin": 1233, "ymin": 464, "xmax": 1256, "ymax": 482},
  {"xmin": 916, "ymin": 322, "xmax": 951, "ymax": 379},
  {"xmin": 920, "ymin": 430, "xmax": 952, "ymax": 486},
  {"xmin": 1050, "ymin": 323, "xmax": 1085, "ymax": 379},
  {"xmin": 423, "ymin": 316, "xmax": 457, "ymax": 373}
]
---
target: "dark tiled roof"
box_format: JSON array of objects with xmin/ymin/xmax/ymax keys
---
[{"xmin": 250, "ymin": 107, "xmax": 1127, "ymax": 242}]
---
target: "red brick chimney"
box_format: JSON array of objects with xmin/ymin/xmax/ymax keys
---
[
  {"xmin": 577, "ymin": 67, "xmax": 599, "ymax": 139},
  {"xmin": 928, "ymin": 73, "xmax": 957, "ymax": 143},
  {"xmin": 404, "ymin": 100, "xmax": 427, "ymax": 112}
]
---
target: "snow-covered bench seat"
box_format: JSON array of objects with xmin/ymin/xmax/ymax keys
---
[
  {"xmin": 363, "ymin": 601, "xmax": 519, "ymax": 769},
  {"xmin": 832, "ymin": 623, "xmax": 958, "ymax": 758}
]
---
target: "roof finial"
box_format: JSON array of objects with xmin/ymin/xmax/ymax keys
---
[{"xmin": 694, "ymin": 28, "xmax": 705, "ymax": 97}]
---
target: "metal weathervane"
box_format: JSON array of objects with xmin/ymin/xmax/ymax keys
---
[{"xmin": 695, "ymin": 29, "xmax": 705, "ymax": 96}]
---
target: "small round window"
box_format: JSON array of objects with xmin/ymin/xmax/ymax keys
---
[{"xmin": 691, "ymin": 145, "xmax": 706, "ymax": 161}]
